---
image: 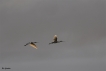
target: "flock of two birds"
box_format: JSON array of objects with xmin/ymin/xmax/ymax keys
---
[{"xmin": 24, "ymin": 35, "xmax": 64, "ymax": 49}]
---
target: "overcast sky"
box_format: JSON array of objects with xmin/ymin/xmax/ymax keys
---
[{"xmin": 0, "ymin": 0, "xmax": 106, "ymax": 71}]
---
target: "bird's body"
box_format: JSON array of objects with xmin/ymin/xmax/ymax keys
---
[
  {"xmin": 53, "ymin": 35, "xmax": 57, "ymax": 42},
  {"xmin": 29, "ymin": 44, "xmax": 37, "ymax": 49},
  {"xmin": 49, "ymin": 35, "xmax": 64, "ymax": 44},
  {"xmin": 24, "ymin": 42, "xmax": 38, "ymax": 49}
]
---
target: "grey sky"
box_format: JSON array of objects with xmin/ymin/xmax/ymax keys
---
[{"xmin": 0, "ymin": 0, "xmax": 106, "ymax": 71}]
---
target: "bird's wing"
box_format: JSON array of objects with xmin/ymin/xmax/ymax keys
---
[
  {"xmin": 49, "ymin": 42, "xmax": 54, "ymax": 45},
  {"xmin": 33, "ymin": 42, "xmax": 38, "ymax": 43},
  {"xmin": 60, "ymin": 40, "xmax": 64, "ymax": 42},
  {"xmin": 24, "ymin": 43, "xmax": 30, "ymax": 46}
]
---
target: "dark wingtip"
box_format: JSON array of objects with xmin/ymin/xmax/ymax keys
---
[
  {"xmin": 60, "ymin": 41, "xmax": 64, "ymax": 42},
  {"xmin": 34, "ymin": 42, "xmax": 38, "ymax": 43},
  {"xmin": 49, "ymin": 43, "xmax": 52, "ymax": 45}
]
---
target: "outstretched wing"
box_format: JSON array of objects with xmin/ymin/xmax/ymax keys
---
[
  {"xmin": 33, "ymin": 42, "xmax": 38, "ymax": 43},
  {"xmin": 24, "ymin": 42, "xmax": 30, "ymax": 46},
  {"xmin": 49, "ymin": 42, "xmax": 54, "ymax": 45},
  {"xmin": 58, "ymin": 41, "xmax": 64, "ymax": 43},
  {"xmin": 53, "ymin": 35, "xmax": 57, "ymax": 42}
]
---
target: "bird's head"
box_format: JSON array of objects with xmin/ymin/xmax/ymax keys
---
[{"xmin": 54, "ymin": 35, "xmax": 57, "ymax": 38}]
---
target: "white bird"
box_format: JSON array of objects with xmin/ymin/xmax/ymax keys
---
[
  {"xmin": 49, "ymin": 35, "xmax": 64, "ymax": 44},
  {"xmin": 24, "ymin": 42, "xmax": 38, "ymax": 49}
]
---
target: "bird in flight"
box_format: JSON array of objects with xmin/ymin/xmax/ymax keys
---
[
  {"xmin": 24, "ymin": 42, "xmax": 38, "ymax": 49},
  {"xmin": 49, "ymin": 35, "xmax": 64, "ymax": 45}
]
